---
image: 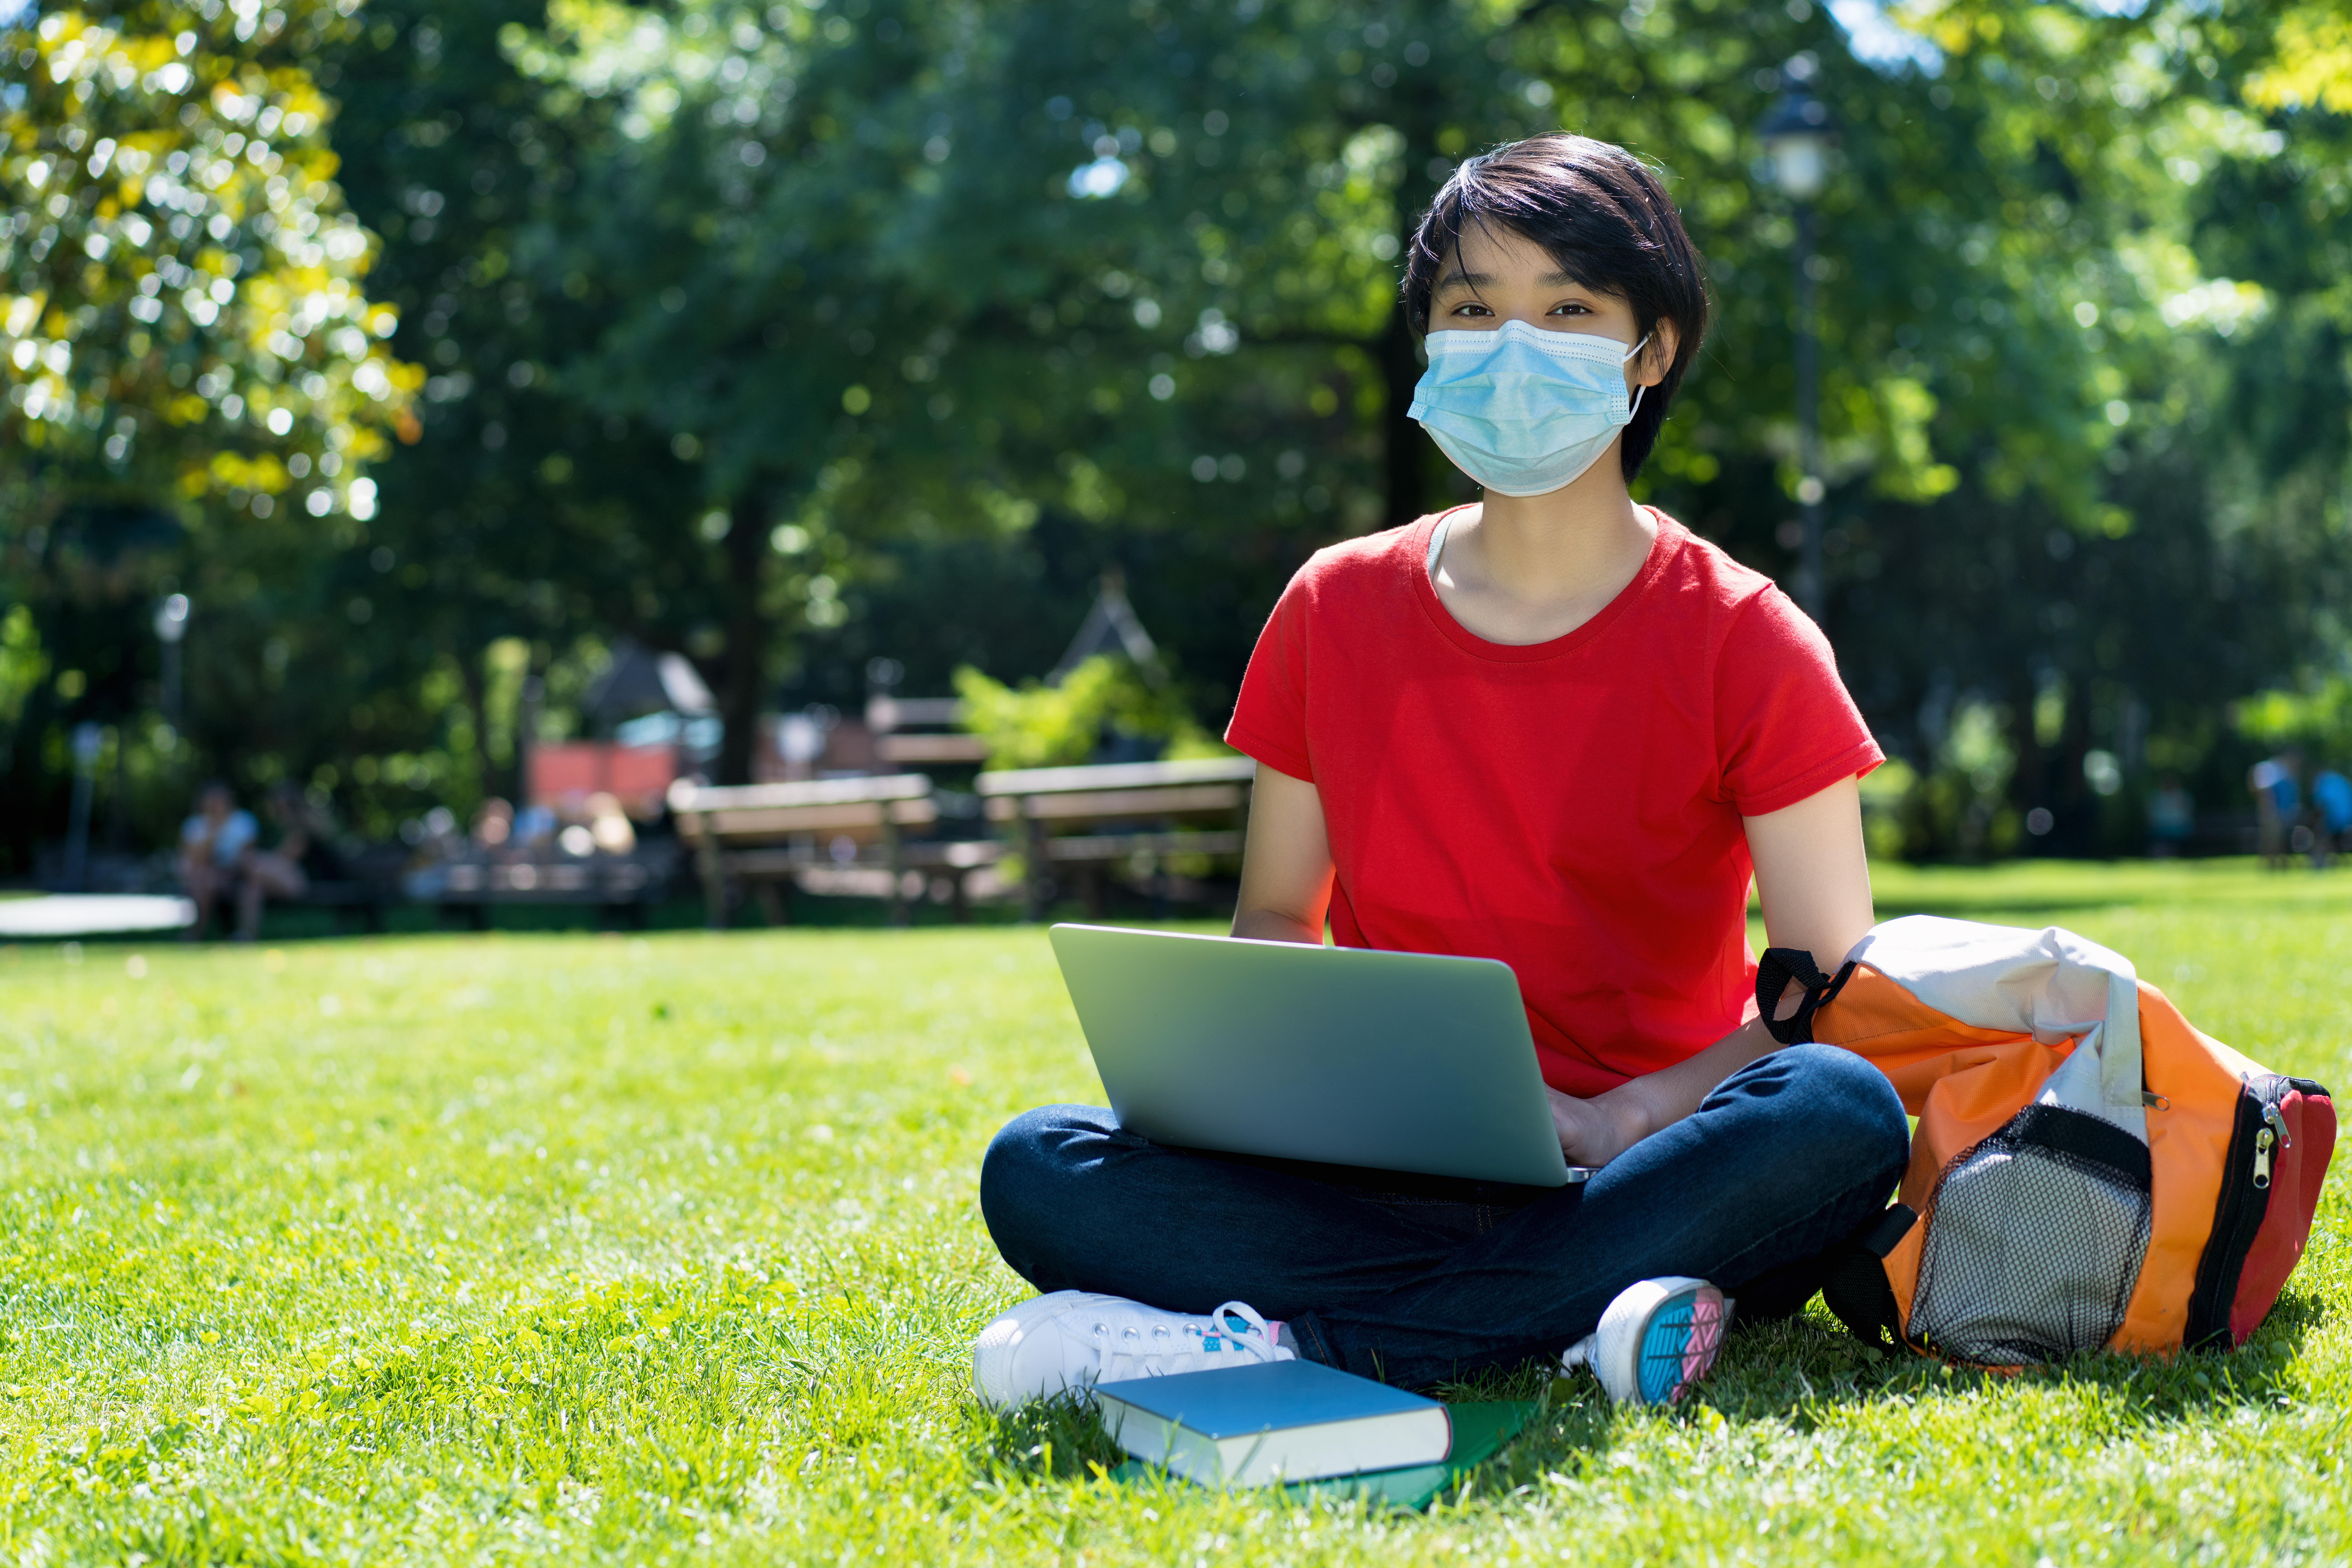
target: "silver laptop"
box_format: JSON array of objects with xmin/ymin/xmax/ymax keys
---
[{"xmin": 1049, "ymin": 924, "xmax": 1580, "ymax": 1188}]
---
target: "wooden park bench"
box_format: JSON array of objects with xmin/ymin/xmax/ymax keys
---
[
  {"xmin": 668, "ymin": 775, "xmax": 1005, "ymax": 927},
  {"xmin": 406, "ymin": 844, "xmax": 681, "ymax": 930},
  {"xmin": 975, "ymin": 755, "xmax": 1258, "ymax": 919},
  {"xmin": 867, "ymin": 694, "xmax": 990, "ymax": 768},
  {"xmin": 247, "ymin": 844, "xmax": 409, "ymax": 935}
]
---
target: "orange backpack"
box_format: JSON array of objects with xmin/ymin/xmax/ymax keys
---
[{"xmin": 1756, "ymin": 916, "xmax": 2337, "ymax": 1363}]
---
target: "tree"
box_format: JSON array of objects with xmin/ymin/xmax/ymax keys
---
[
  {"xmin": 313, "ymin": 0, "xmax": 697, "ymax": 824},
  {"xmin": 11, "ymin": 0, "xmax": 2350, "ymax": 869},
  {"xmin": 0, "ymin": 0, "xmax": 415, "ymax": 870}
]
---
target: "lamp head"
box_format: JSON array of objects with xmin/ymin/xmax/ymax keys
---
[
  {"xmin": 154, "ymin": 592, "xmax": 190, "ymax": 643},
  {"xmin": 1759, "ymin": 87, "xmax": 1836, "ymax": 201}
]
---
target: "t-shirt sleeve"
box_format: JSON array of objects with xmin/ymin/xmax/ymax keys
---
[
  {"xmin": 1224, "ymin": 572, "xmax": 1315, "ymax": 782},
  {"xmin": 1714, "ymin": 587, "xmax": 1883, "ymax": 815}
]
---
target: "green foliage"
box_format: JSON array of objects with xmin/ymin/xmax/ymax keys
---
[
  {"xmin": 1, "ymin": 871, "xmax": 2349, "ymax": 1559},
  {"xmin": 10, "ymin": 0, "xmax": 2352, "ymax": 865},
  {"xmin": 0, "ymin": 2, "xmax": 434, "ymax": 866},
  {"xmin": 0, "ymin": 606, "xmax": 47, "ymax": 737},
  {"xmin": 953, "ymin": 655, "xmax": 1225, "ymax": 771},
  {"xmin": 2238, "ymin": 679, "xmax": 2352, "ymax": 762},
  {"xmin": 0, "ymin": 3, "xmax": 414, "ymax": 518},
  {"xmin": 2243, "ymin": 2, "xmax": 2352, "ymax": 116}
]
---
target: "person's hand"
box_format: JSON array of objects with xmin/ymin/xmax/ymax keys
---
[{"xmin": 1544, "ymin": 1084, "xmax": 1649, "ymax": 1168}]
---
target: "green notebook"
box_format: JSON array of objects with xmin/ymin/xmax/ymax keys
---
[{"xmin": 1110, "ymin": 1399, "xmax": 1539, "ymax": 1511}]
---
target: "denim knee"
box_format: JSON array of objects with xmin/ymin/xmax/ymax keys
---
[
  {"xmin": 1776, "ymin": 1040, "xmax": 1911, "ymax": 1185},
  {"xmin": 977, "ymin": 1104, "xmax": 1112, "ymax": 1278},
  {"xmin": 979, "ymin": 1106, "xmax": 1069, "ymax": 1226},
  {"xmin": 1716, "ymin": 1042, "xmax": 1908, "ymax": 1184}
]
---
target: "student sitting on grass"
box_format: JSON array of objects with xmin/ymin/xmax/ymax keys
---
[{"xmin": 972, "ymin": 135, "xmax": 1909, "ymax": 1408}]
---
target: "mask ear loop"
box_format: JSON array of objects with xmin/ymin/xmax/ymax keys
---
[{"xmin": 1622, "ymin": 332, "xmax": 1654, "ymax": 420}]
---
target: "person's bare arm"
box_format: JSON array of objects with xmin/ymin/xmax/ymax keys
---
[
  {"xmin": 1230, "ymin": 765, "xmax": 1336, "ymax": 945},
  {"xmin": 1547, "ymin": 775, "xmax": 1876, "ymax": 1166}
]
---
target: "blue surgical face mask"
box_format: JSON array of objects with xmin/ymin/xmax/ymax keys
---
[{"xmin": 1407, "ymin": 320, "xmax": 1651, "ymax": 498}]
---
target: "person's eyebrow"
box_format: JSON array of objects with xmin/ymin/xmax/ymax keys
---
[{"xmin": 1435, "ymin": 267, "xmax": 1595, "ymax": 292}]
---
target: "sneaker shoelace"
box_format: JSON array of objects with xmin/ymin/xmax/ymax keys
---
[{"xmin": 1066, "ymin": 1298, "xmax": 1282, "ymax": 1384}]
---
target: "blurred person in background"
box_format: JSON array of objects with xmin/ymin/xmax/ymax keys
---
[
  {"xmin": 472, "ymin": 797, "xmax": 516, "ymax": 856},
  {"xmin": 512, "ymin": 802, "xmax": 559, "ymax": 852},
  {"xmin": 250, "ymin": 782, "xmax": 347, "ymax": 903},
  {"xmin": 2312, "ymin": 765, "xmax": 2351, "ymax": 867},
  {"xmin": 2146, "ymin": 775, "xmax": 2195, "ymax": 858},
  {"xmin": 177, "ymin": 780, "xmax": 273, "ymax": 940},
  {"xmin": 218, "ymin": 783, "xmax": 334, "ymax": 940},
  {"xmin": 2250, "ymin": 749, "xmax": 2301, "ymax": 868},
  {"xmin": 585, "ymin": 791, "xmax": 637, "ymax": 855}
]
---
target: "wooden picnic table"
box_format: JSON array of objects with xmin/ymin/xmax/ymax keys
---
[
  {"xmin": 669, "ymin": 774, "xmax": 1001, "ymax": 926},
  {"xmin": 975, "ymin": 755, "xmax": 1258, "ymax": 919},
  {"xmin": 671, "ymin": 755, "xmax": 1261, "ymax": 925}
]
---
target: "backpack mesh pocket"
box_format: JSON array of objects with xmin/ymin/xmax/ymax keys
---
[{"xmin": 1909, "ymin": 1103, "xmax": 2152, "ymax": 1363}]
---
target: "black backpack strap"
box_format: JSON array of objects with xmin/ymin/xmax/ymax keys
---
[
  {"xmin": 1820, "ymin": 1203, "xmax": 1918, "ymax": 1353},
  {"xmin": 1756, "ymin": 949, "xmax": 1858, "ymax": 1045}
]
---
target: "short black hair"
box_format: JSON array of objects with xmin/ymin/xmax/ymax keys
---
[{"xmin": 1402, "ymin": 135, "xmax": 1710, "ymax": 483}]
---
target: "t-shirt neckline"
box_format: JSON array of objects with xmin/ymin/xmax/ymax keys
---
[{"xmin": 1409, "ymin": 504, "xmax": 1679, "ymax": 663}]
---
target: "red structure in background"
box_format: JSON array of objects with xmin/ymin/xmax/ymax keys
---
[{"xmin": 527, "ymin": 742, "xmax": 678, "ymax": 821}]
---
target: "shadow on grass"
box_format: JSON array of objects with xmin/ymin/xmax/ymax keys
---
[
  {"xmin": 968, "ymin": 1358, "xmax": 1617, "ymax": 1498},
  {"xmin": 973, "ymin": 1392, "xmax": 1130, "ymax": 1484},
  {"xmin": 965, "ymin": 1289, "xmax": 2327, "ymax": 1497},
  {"xmin": 1688, "ymin": 1291, "xmax": 2329, "ymax": 1433},
  {"xmin": 969, "ymin": 1376, "xmax": 1628, "ymax": 1512}
]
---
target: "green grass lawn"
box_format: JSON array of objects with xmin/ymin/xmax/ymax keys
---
[{"xmin": 3, "ymin": 859, "xmax": 2348, "ymax": 1563}]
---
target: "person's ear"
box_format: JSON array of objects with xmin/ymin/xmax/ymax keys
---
[{"xmin": 1632, "ymin": 321, "xmax": 1679, "ymax": 388}]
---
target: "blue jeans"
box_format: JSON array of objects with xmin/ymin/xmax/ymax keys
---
[{"xmin": 980, "ymin": 1042, "xmax": 1909, "ymax": 1390}]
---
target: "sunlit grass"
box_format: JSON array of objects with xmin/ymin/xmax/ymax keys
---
[{"xmin": 3, "ymin": 859, "xmax": 2349, "ymax": 1563}]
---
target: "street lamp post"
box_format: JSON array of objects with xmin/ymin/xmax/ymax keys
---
[
  {"xmin": 64, "ymin": 722, "xmax": 103, "ymax": 891},
  {"xmin": 153, "ymin": 592, "xmax": 189, "ymax": 736},
  {"xmin": 1759, "ymin": 80, "xmax": 1837, "ymax": 625}
]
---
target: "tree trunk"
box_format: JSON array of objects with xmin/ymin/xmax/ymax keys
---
[
  {"xmin": 2006, "ymin": 680, "xmax": 2035, "ymax": 800},
  {"xmin": 717, "ymin": 489, "xmax": 771, "ymax": 786},
  {"xmin": 454, "ymin": 646, "xmax": 498, "ymax": 806}
]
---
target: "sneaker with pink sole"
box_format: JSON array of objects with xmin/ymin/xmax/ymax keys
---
[{"xmin": 1560, "ymin": 1276, "xmax": 1730, "ymax": 1405}]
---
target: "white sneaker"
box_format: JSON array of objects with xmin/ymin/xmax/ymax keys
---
[
  {"xmin": 971, "ymin": 1290, "xmax": 1295, "ymax": 1409},
  {"xmin": 1560, "ymin": 1276, "xmax": 1730, "ymax": 1406}
]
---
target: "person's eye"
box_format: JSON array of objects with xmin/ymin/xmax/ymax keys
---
[{"xmin": 1451, "ymin": 301, "xmax": 1492, "ymax": 317}]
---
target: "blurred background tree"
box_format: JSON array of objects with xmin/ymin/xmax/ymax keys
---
[
  {"xmin": 954, "ymin": 654, "xmax": 1223, "ymax": 771},
  {"xmin": 1, "ymin": 0, "xmax": 416, "ymax": 871},
  {"xmin": 3, "ymin": 0, "xmax": 2349, "ymax": 870}
]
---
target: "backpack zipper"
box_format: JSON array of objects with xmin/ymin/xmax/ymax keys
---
[{"xmin": 2185, "ymin": 1072, "xmax": 2285, "ymax": 1348}]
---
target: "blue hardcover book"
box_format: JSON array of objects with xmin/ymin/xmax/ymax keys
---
[{"xmin": 1093, "ymin": 1361, "xmax": 1453, "ymax": 1488}]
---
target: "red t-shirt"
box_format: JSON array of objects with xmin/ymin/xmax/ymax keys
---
[{"xmin": 1225, "ymin": 507, "xmax": 1882, "ymax": 1097}]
